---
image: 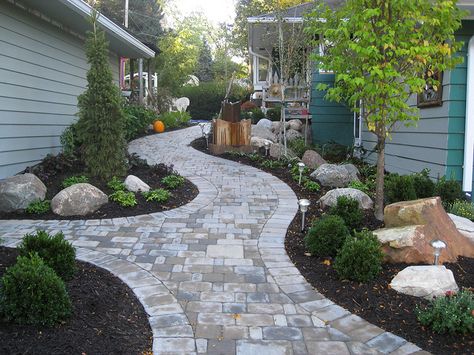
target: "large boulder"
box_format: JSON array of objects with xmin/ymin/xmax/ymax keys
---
[
  {"xmin": 390, "ymin": 265, "xmax": 458, "ymax": 299},
  {"xmin": 288, "ymin": 119, "xmax": 303, "ymax": 132},
  {"xmin": 310, "ymin": 163, "xmax": 360, "ymax": 187},
  {"xmin": 319, "ymin": 188, "xmax": 373, "ymax": 210},
  {"xmin": 271, "ymin": 121, "xmax": 289, "ymax": 133},
  {"xmin": 256, "ymin": 118, "xmax": 273, "ymax": 130},
  {"xmin": 251, "ymin": 125, "xmax": 277, "ymax": 142},
  {"xmin": 375, "ymin": 197, "xmax": 474, "ymax": 263},
  {"xmin": 251, "ymin": 136, "xmax": 273, "ymax": 148},
  {"xmin": 125, "ymin": 175, "xmax": 150, "ymax": 192},
  {"xmin": 285, "ymin": 129, "xmax": 303, "ymax": 142},
  {"xmin": 51, "ymin": 183, "xmax": 108, "ymax": 217},
  {"xmin": 302, "ymin": 150, "xmax": 326, "ymax": 169},
  {"xmin": 0, "ymin": 173, "xmax": 47, "ymax": 213},
  {"xmin": 449, "ymin": 213, "xmax": 474, "ymax": 244},
  {"xmin": 269, "ymin": 143, "xmax": 297, "ymax": 159}
]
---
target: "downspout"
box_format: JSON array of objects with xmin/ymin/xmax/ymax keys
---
[{"xmin": 463, "ymin": 35, "xmax": 474, "ymax": 199}]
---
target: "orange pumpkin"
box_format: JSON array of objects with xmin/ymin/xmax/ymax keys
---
[{"xmin": 153, "ymin": 120, "xmax": 165, "ymax": 133}]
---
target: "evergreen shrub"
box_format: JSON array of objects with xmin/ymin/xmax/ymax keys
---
[{"xmin": 304, "ymin": 215, "xmax": 350, "ymax": 257}]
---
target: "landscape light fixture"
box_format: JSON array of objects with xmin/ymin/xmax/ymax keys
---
[
  {"xmin": 297, "ymin": 162, "xmax": 306, "ymax": 185},
  {"xmin": 199, "ymin": 122, "xmax": 206, "ymax": 138},
  {"xmin": 430, "ymin": 239, "xmax": 447, "ymax": 265},
  {"xmin": 204, "ymin": 131, "xmax": 210, "ymax": 148},
  {"xmin": 264, "ymin": 141, "xmax": 270, "ymax": 156},
  {"xmin": 298, "ymin": 199, "xmax": 310, "ymax": 231}
]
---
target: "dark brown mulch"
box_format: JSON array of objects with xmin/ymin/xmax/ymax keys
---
[
  {"xmin": 0, "ymin": 247, "xmax": 152, "ymax": 355},
  {"xmin": 191, "ymin": 136, "xmax": 474, "ymax": 355},
  {"xmin": 0, "ymin": 155, "xmax": 198, "ymax": 221}
]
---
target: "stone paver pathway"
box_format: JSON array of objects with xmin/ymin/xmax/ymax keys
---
[{"xmin": 0, "ymin": 126, "xmax": 428, "ymax": 355}]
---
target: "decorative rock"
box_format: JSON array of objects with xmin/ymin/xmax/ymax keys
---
[
  {"xmin": 302, "ymin": 150, "xmax": 326, "ymax": 169},
  {"xmin": 250, "ymin": 136, "xmax": 273, "ymax": 148},
  {"xmin": 318, "ymin": 188, "xmax": 373, "ymax": 210},
  {"xmin": 256, "ymin": 118, "xmax": 273, "ymax": 130},
  {"xmin": 51, "ymin": 183, "xmax": 108, "ymax": 216},
  {"xmin": 310, "ymin": 163, "xmax": 359, "ymax": 187},
  {"xmin": 285, "ymin": 129, "xmax": 303, "ymax": 142},
  {"xmin": 271, "ymin": 121, "xmax": 289, "ymax": 133},
  {"xmin": 125, "ymin": 175, "xmax": 150, "ymax": 192},
  {"xmin": 0, "ymin": 173, "xmax": 47, "ymax": 212},
  {"xmin": 449, "ymin": 213, "xmax": 474, "ymax": 244},
  {"xmin": 251, "ymin": 125, "xmax": 277, "ymax": 142},
  {"xmin": 269, "ymin": 143, "xmax": 297, "ymax": 159},
  {"xmin": 288, "ymin": 119, "xmax": 303, "ymax": 131},
  {"xmin": 376, "ymin": 197, "xmax": 474, "ymax": 263},
  {"xmin": 390, "ymin": 265, "xmax": 458, "ymax": 299}
]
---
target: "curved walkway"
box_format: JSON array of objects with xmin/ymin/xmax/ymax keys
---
[{"xmin": 0, "ymin": 126, "xmax": 426, "ymax": 355}]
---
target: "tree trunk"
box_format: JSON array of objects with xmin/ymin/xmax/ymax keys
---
[{"xmin": 375, "ymin": 135, "xmax": 385, "ymax": 221}]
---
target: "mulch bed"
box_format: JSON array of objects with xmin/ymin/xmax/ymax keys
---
[
  {"xmin": 191, "ymin": 136, "xmax": 474, "ymax": 355},
  {"xmin": 0, "ymin": 247, "xmax": 152, "ymax": 355},
  {"xmin": 0, "ymin": 154, "xmax": 198, "ymax": 221}
]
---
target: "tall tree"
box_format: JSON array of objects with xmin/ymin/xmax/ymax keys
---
[
  {"xmin": 76, "ymin": 11, "xmax": 128, "ymax": 181},
  {"xmin": 306, "ymin": 0, "xmax": 465, "ymax": 220},
  {"xmin": 196, "ymin": 39, "xmax": 214, "ymax": 82}
]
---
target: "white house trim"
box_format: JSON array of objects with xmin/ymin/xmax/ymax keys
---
[{"xmin": 463, "ymin": 35, "xmax": 474, "ymax": 194}]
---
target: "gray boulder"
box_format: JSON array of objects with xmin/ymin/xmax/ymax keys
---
[
  {"xmin": 0, "ymin": 173, "xmax": 47, "ymax": 212},
  {"xmin": 251, "ymin": 136, "xmax": 273, "ymax": 148},
  {"xmin": 125, "ymin": 175, "xmax": 150, "ymax": 192},
  {"xmin": 310, "ymin": 163, "xmax": 360, "ymax": 187},
  {"xmin": 51, "ymin": 183, "xmax": 108, "ymax": 216},
  {"xmin": 269, "ymin": 143, "xmax": 297, "ymax": 159},
  {"xmin": 318, "ymin": 188, "xmax": 373, "ymax": 210},
  {"xmin": 251, "ymin": 125, "xmax": 277, "ymax": 142},
  {"xmin": 449, "ymin": 213, "xmax": 474, "ymax": 244},
  {"xmin": 288, "ymin": 119, "xmax": 303, "ymax": 132},
  {"xmin": 285, "ymin": 129, "xmax": 303, "ymax": 142},
  {"xmin": 302, "ymin": 150, "xmax": 326, "ymax": 169},
  {"xmin": 256, "ymin": 118, "xmax": 273, "ymax": 130},
  {"xmin": 271, "ymin": 121, "xmax": 289, "ymax": 133}
]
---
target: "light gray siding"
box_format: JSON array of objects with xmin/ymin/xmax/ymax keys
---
[{"xmin": 0, "ymin": 1, "xmax": 119, "ymax": 179}]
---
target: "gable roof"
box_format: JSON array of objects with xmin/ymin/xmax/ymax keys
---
[{"xmin": 12, "ymin": 0, "xmax": 154, "ymax": 58}]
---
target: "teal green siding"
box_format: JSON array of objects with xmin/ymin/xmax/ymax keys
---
[{"xmin": 309, "ymin": 72, "xmax": 353, "ymax": 146}]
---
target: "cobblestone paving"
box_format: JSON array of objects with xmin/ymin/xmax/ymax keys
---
[{"xmin": 0, "ymin": 126, "xmax": 429, "ymax": 355}]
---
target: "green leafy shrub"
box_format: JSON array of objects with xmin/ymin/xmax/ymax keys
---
[
  {"xmin": 448, "ymin": 200, "xmax": 474, "ymax": 221},
  {"xmin": 109, "ymin": 190, "xmax": 137, "ymax": 207},
  {"xmin": 304, "ymin": 180, "xmax": 321, "ymax": 192},
  {"xmin": 142, "ymin": 188, "xmax": 170, "ymax": 203},
  {"xmin": 435, "ymin": 177, "xmax": 464, "ymax": 207},
  {"xmin": 107, "ymin": 176, "xmax": 126, "ymax": 191},
  {"xmin": 25, "ymin": 200, "xmax": 51, "ymax": 214},
  {"xmin": 266, "ymin": 106, "xmax": 281, "ymax": 121},
  {"xmin": 305, "ymin": 215, "xmax": 350, "ymax": 257},
  {"xmin": 248, "ymin": 153, "xmax": 262, "ymax": 162},
  {"xmin": 385, "ymin": 173, "xmax": 417, "ymax": 204},
  {"xmin": 288, "ymin": 138, "xmax": 309, "ymax": 158},
  {"xmin": 62, "ymin": 175, "xmax": 89, "ymax": 188},
  {"xmin": 412, "ymin": 169, "xmax": 435, "ymax": 198},
  {"xmin": 329, "ymin": 196, "xmax": 364, "ymax": 232},
  {"xmin": 60, "ymin": 123, "xmax": 81, "ymax": 158},
  {"xmin": 0, "ymin": 253, "xmax": 72, "ymax": 326},
  {"xmin": 261, "ymin": 159, "xmax": 285, "ymax": 169},
  {"xmin": 161, "ymin": 174, "xmax": 185, "ymax": 189},
  {"xmin": 417, "ymin": 289, "xmax": 474, "ymax": 334},
  {"xmin": 241, "ymin": 107, "xmax": 265, "ymax": 123},
  {"xmin": 348, "ymin": 180, "xmax": 372, "ymax": 195},
  {"xmin": 18, "ymin": 230, "xmax": 76, "ymax": 280},
  {"xmin": 158, "ymin": 111, "xmax": 191, "ymax": 129},
  {"xmin": 123, "ymin": 105, "xmax": 157, "ymax": 141},
  {"xmin": 334, "ymin": 229, "xmax": 384, "ymax": 282},
  {"xmin": 321, "ymin": 141, "xmax": 350, "ymax": 163}
]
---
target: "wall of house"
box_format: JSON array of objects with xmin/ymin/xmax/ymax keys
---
[
  {"xmin": 0, "ymin": 1, "xmax": 119, "ymax": 179},
  {"xmin": 309, "ymin": 72, "xmax": 353, "ymax": 147}
]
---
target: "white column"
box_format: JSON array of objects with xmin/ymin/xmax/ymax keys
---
[{"xmin": 463, "ymin": 36, "xmax": 474, "ymax": 196}]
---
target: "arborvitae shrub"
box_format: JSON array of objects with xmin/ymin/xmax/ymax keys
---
[
  {"xmin": 435, "ymin": 177, "xmax": 464, "ymax": 207},
  {"xmin": 412, "ymin": 169, "xmax": 435, "ymax": 198},
  {"xmin": 329, "ymin": 196, "xmax": 364, "ymax": 232},
  {"xmin": 0, "ymin": 253, "xmax": 72, "ymax": 326},
  {"xmin": 385, "ymin": 173, "xmax": 417, "ymax": 204},
  {"xmin": 18, "ymin": 230, "xmax": 76, "ymax": 281},
  {"xmin": 304, "ymin": 215, "xmax": 350, "ymax": 257},
  {"xmin": 334, "ymin": 229, "xmax": 384, "ymax": 283}
]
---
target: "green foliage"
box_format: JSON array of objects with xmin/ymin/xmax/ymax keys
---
[
  {"xmin": 62, "ymin": 175, "xmax": 89, "ymax": 188},
  {"xmin": 158, "ymin": 111, "xmax": 191, "ymax": 129},
  {"xmin": 303, "ymin": 180, "xmax": 320, "ymax": 192},
  {"xmin": 412, "ymin": 169, "xmax": 435, "ymax": 198},
  {"xmin": 329, "ymin": 196, "xmax": 364, "ymax": 232},
  {"xmin": 109, "ymin": 190, "xmax": 137, "ymax": 207},
  {"xmin": 305, "ymin": 215, "xmax": 350, "ymax": 257},
  {"xmin": 321, "ymin": 142, "xmax": 350, "ymax": 163},
  {"xmin": 178, "ymin": 81, "xmax": 250, "ymax": 120},
  {"xmin": 385, "ymin": 173, "xmax": 417, "ymax": 204},
  {"xmin": 25, "ymin": 200, "xmax": 51, "ymax": 214},
  {"xmin": 142, "ymin": 188, "xmax": 170, "ymax": 203},
  {"xmin": 247, "ymin": 153, "xmax": 262, "ymax": 162},
  {"xmin": 0, "ymin": 253, "xmax": 72, "ymax": 326},
  {"xmin": 266, "ymin": 107, "xmax": 281, "ymax": 121},
  {"xmin": 417, "ymin": 289, "xmax": 474, "ymax": 334},
  {"xmin": 18, "ymin": 230, "xmax": 76, "ymax": 281},
  {"xmin": 348, "ymin": 180, "xmax": 372, "ymax": 196},
  {"xmin": 75, "ymin": 12, "xmax": 127, "ymax": 181},
  {"xmin": 288, "ymin": 138, "xmax": 309, "ymax": 158},
  {"xmin": 123, "ymin": 105, "xmax": 157, "ymax": 141},
  {"xmin": 196, "ymin": 39, "xmax": 214, "ymax": 82},
  {"xmin": 260, "ymin": 159, "xmax": 285, "ymax": 169},
  {"xmin": 241, "ymin": 108, "xmax": 265, "ymax": 123},
  {"xmin": 448, "ymin": 200, "xmax": 474, "ymax": 221},
  {"xmin": 60, "ymin": 123, "xmax": 81, "ymax": 158},
  {"xmin": 161, "ymin": 174, "xmax": 185, "ymax": 189},
  {"xmin": 107, "ymin": 176, "xmax": 125, "ymax": 192},
  {"xmin": 435, "ymin": 177, "xmax": 464, "ymax": 207},
  {"xmin": 334, "ymin": 230, "xmax": 384, "ymax": 283}
]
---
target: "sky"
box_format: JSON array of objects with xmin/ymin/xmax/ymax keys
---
[{"xmin": 167, "ymin": 0, "xmax": 236, "ymax": 26}]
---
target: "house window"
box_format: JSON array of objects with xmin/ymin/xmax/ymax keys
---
[
  {"xmin": 354, "ymin": 100, "xmax": 363, "ymax": 147},
  {"xmin": 258, "ymin": 58, "xmax": 269, "ymax": 82},
  {"xmin": 318, "ymin": 41, "xmax": 334, "ymax": 74},
  {"xmin": 417, "ymin": 71, "xmax": 443, "ymax": 108}
]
